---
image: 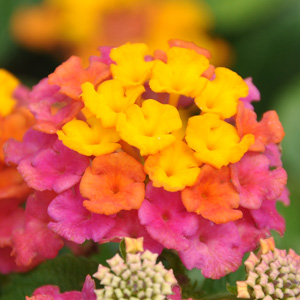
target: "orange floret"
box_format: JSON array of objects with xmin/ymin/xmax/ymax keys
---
[
  {"xmin": 116, "ymin": 99, "xmax": 182, "ymax": 156},
  {"xmin": 182, "ymin": 165, "xmax": 242, "ymax": 224},
  {"xmin": 48, "ymin": 56, "xmax": 110, "ymax": 100},
  {"xmin": 144, "ymin": 140, "xmax": 201, "ymax": 192},
  {"xmin": 185, "ymin": 113, "xmax": 254, "ymax": 169},
  {"xmin": 236, "ymin": 101, "xmax": 285, "ymax": 152},
  {"xmin": 0, "ymin": 167, "xmax": 32, "ymax": 200},
  {"xmin": 0, "ymin": 107, "xmax": 35, "ymax": 165},
  {"xmin": 80, "ymin": 152, "xmax": 146, "ymax": 215}
]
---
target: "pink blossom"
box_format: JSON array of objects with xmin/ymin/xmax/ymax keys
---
[
  {"xmin": 168, "ymin": 286, "xmax": 182, "ymax": 300},
  {"xmin": 179, "ymin": 217, "xmax": 242, "ymax": 279},
  {"xmin": 0, "ymin": 198, "xmax": 27, "ymax": 273},
  {"xmin": 12, "ymin": 191, "xmax": 64, "ymax": 266},
  {"xmin": 0, "ymin": 197, "xmax": 24, "ymax": 248},
  {"xmin": 90, "ymin": 46, "xmax": 114, "ymax": 65},
  {"xmin": 48, "ymin": 185, "xmax": 115, "ymax": 244},
  {"xmin": 4, "ymin": 129, "xmax": 56, "ymax": 166},
  {"xmin": 240, "ymin": 77, "xmax": 260, "ymax": 110},
  {"xmin": 138, "ymin": 183, "xmax": 199, "ymax": 251},
  {"xmin": 250, "ymin": 199, "xmax": 285, "ymax": 236},
  {"xmin": 27, "ymin": 275, "xmax": 96, "ymax": 300},
  {"xmin": 17, "ymin": 139, "xmax": 89, "ymax": 193},
  {"xmin": 102, "ymin": 210, "xmax": 163, "ymax": 254},
  {"xmin": 264, "ymin": 143, "xmax": 283, "ymax": 167},
  {"xmin": 5, "ymin": 129, "xmax": 89, "ymax": 193},
  {"xmin": 235, "ymin": 209, "xmax": 269, "ymax": 255},
  {"xmin": 230, "ymin": 152, "xmax": 287, "ymax": 209},
  {"xmin": 29, "ymin": 78, "xmax": 83, "ymax": 133}
]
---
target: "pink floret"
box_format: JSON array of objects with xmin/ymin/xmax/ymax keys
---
[
  {"xmin": 27, "ymin": 275, "xmax": 96, "ymax": 300},
  {"xmin": 179, "ymin": 217, "xmax": 242, "ymax": 279},
  {"xmin": 5, "ymin": 129, "xmax": 89, "ymax": 193},
  {"xmin": 235, "ymin": 209, "xmax": 269, "ymax": 254},
  {"xmin": 250, "ymin": 199, "xmax": 285, "ymax": 236},
  {"xmin": 231, "ymin": 152, "xmax": 287, "ymax": 209},
  {"xmin": 48, "ymin": 185, "xmax": 115, "ymax": 244},
  {"xmin": 4, "ymin": 129, "xmax": 56, "ymax": 166},
  {"xmin": 12, "ymin": 191, "xmax": 64, "ymax": 267},
  {"xmin": 29, "ymin": 78, "xmax": 83, "ymax": 133},
  {"xmin": 240, "ymin": 77, "xmax": 260, "ymax": 110},
  {"xmin": 102, "ymin": 210, "xmax": 163, "ymax": 254},
  {"xmin": 17, "ymin": 139, "xmax": 89, "ymax": 193},
  {"xmin": 139, "ymin": 183, "xmax": 199, "ymax": 251}
]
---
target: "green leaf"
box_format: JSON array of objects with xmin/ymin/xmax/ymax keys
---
[
  {"xmin": 119, "ymin": 239, "xmax": 127, "ymax": 260},
  {"xmin": 226, "ymin": 283, "xmax": 238, "ymax": 295},
  {"xmin": 0, "ymin": 254, "xmax": 98, "ymax": 300}
]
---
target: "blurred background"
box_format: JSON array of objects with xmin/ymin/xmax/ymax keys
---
[{"xmin": 1, "ymin": 0, "xmax": 299, "ymax": 252}]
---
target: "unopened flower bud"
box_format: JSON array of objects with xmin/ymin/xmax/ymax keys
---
[{"xmin": 237, "ymin": 237, "xmax": 300, "ymax": 300}]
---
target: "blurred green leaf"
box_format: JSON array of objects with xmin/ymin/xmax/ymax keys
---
[
  {"xmin": 205, "ymin": 0, "xmax": 295, "ymax": 35},
  {"xmin": 273, "ymin": 75, "xmax": 300, "ymax": 254},
  {"xmin": 0, "ymin": 254, "xmax": 98, "ymax": 300},
  {"xmin": 0, "ymin": 0, "xmax": 41, "ymax": 64}
]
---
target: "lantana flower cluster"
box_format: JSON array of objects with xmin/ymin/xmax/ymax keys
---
[{"xmin": 3, "ymin": 40, "xmax": 288, "ymax": 279}]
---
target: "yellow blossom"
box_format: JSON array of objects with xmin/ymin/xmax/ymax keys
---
[
  {"xmin": 144, "ymin": 140, "xmax": 201, "ymax": 192},
  {"xmin": 149, "ymin": 47, "xmax": 209, "ymax": 105},
  {"xmin": 186, "ymin": 113, "xmax": 254, "ymax": 168},
  {"xmin": 57, "ymin": 116, "xmax": 121, "ymax": 156},
  {"xmin": 81, "ymin": 80, "xmax": 144, "ymax": 128},
  {"xmin": 116, "ymin": 99, "xmax": 182, "ymax": 156},
  {"xmin": 195, "ymin": 67, "xmax": 248, "ymax": 119},
  {"xmin": 0, "ymin": 69, "xmax": 19, "ymax": 117},
  {"xmin": 110, "ymin": 43, "xmax": 154, "ymax": 87}
]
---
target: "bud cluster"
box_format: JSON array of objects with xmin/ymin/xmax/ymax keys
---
[
  {"xmin": 93, "ymin": 250, "xmax": 177, "ymax": 300},
  {"xmin": 237, "ymin": 238, "xmax": 300, "ymax": 300}
]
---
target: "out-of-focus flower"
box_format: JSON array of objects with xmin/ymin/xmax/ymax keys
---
[
  {"xmin": 11, "ymin": 0, "xmax": 230, "ymax": 66},
  {"xmin": 237, "ymin": 237, "xmax": 300, "ymax": 300},
  {"xmin": 93, "ymin": 238, "xmax": 178, "ymax": 299},
  {"xmin": 0, "ymin": 70, "xmax": 35, "ymax": 273}
]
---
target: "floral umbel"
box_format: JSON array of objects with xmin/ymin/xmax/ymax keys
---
[
  {"xmin": 236, "ymin": 237, "xmax": 300, "ymax": 300},
  {"xmin": 93, "ymin": 237, "xmax": 177, "ymax": 300},
  {"xmin": 1, "ymin": 40, "xmax": 290, "ymax": 299}
]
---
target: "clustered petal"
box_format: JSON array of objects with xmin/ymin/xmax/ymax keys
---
[{"xmin": 2, "ymin": 40, "xmax": 288, "ymax": 281}]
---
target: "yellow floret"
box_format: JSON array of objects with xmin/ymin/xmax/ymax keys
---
[
  {"xmin": 116, "ymin": 99, "xmax": 182, "ymax": 156},
  {"xmin": 144, "ymin": 140, "xmax": 201, "ymax": 192},
  {"xmin": 110, "ymin": 43, "xmax": 154, "ymax": 87},
  {"xmin": 195, "ymin": 67, "xmax": 248, "ymax": 119},
  {"xmin": 186, "ymin": 113, "xmax": 254, "ymax": 168},
  {"xmin": 81, "ymin": 80, "xmax": 144, "ymax": 128},
  {"xmin": 149, "ymin": 47, "xmax": 209, "ymax": 102},
  {"xmin": 57, "ymin": 116, "xmax": 121, "ymax": 156},
  {"xmin": 0, "ymin": 69, "xmax": 19, "ymax": 117}
]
